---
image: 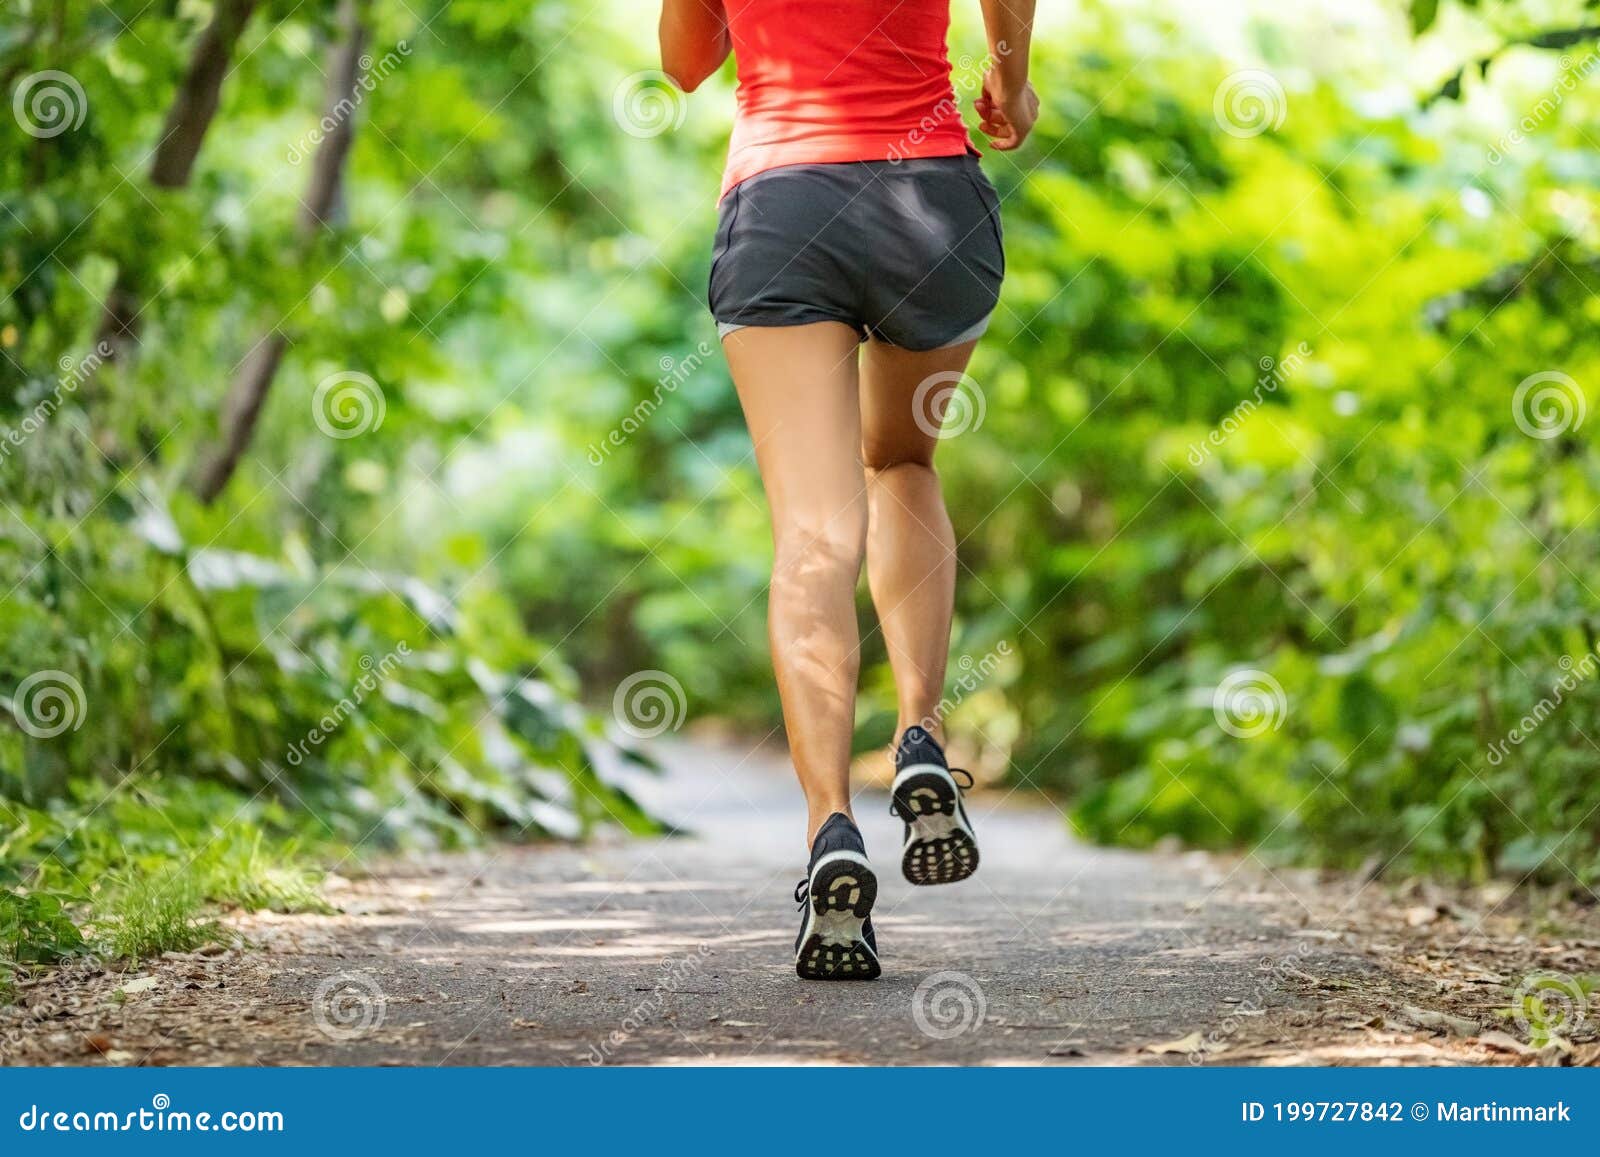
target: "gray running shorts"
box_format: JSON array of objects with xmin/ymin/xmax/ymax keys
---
[{"xmin": 707, "ymin": 155, "xmax": 1004, "ymax": 351}]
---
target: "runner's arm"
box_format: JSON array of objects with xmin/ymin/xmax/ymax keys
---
[
  {"xmin": 975, "ymin": 0, "xmax": 1039, "ymax": 149},
  {"xmin": 660, "ymin": 0, "xmax": 731, "ymax": 93}
]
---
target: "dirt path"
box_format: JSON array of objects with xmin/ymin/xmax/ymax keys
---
[{"xmin": 4, "ymin": 737, "xmax": 1598, "ymax": 1066}]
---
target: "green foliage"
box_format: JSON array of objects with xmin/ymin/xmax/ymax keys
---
[
  {"xmin": 970, "ymin": 1, "xmax": 1600, "ymax": 882},
  {"xmin": 0, "ymin": 0, "xmax": 663, "ymax": 979},
  {"xmin": 1, "ymin": 888, "xmax": 84, "ymax": 963},
  {"xmin": 0, "ymin": 887, "xmax": 83, "ymax": 1000}
]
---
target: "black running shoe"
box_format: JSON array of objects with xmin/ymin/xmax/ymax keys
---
[
  {"xmin": 793, "ymin": 813, "xmax": 880, "ymax": 981},
  {"xmin": 890, "ymin": 726, "xmax": 979, "ymax": 885}
]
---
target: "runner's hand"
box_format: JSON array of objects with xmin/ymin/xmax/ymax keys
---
[{"xmin": 976, "ymin": 72, "xmax": 1039, "ymax": 150}]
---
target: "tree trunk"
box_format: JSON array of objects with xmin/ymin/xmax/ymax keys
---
[
  {"xmin": 150, "ymin": 0, "xmax": 260, "ymax": 189},
  {"xmin": 191, "ymin": 0, "xmax": 369, "ymax": 505},
  {"xmin": 90, "ymin": 0, "xmax": 259, "ymax": 365},
  {"xmin": 297, "ymin": 5, "xmax": 367, "ymax": 233},
  {"xmin": 191, "ymin": 333, "xmax": 290, "ymax": 505}
]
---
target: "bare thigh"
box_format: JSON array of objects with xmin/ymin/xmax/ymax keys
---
[
  {"xmin": 724, "ymin": 323, "xmax": 865, "ymax": 534},
  {"xmin": 859, "ymin": 338, "xmax": 981, "ymax": 466}
]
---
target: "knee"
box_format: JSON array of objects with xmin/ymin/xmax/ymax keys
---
[{"xmin": 772, "ymin": 517, "xmax": 867, "ymax": 586}]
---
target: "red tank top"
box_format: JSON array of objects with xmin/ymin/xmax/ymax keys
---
[{"xmin": 720, "ymin": 0, "xmax": 977, "ymax": 197}]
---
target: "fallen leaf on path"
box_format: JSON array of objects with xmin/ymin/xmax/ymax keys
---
[
  {"xmin": 1145, "ymin": 1031, "xmax": 1209, "ymax": 1055},
  {"xmin": 1475, "ymin": 1031, "xmax": 1535, "ymax": 1055},
  {"xmin": 1568, "ymin": 1042, "xmax": 1600, "ymax": 1067},
  {"xmin": 118, "ymin": 977, "xmax": 158, "ymax": 996},
  {"xmin": 1400, "ymin": 1005, "xmax": 1480, "ymax": 1036},
  {"xmin": 1538, "ymin": 1037, "xmax": 1574, "ymax": 1064},
  {"xmin": 1474, "ymin": 1033, "xmax": 1572, "ymax": 1065}
]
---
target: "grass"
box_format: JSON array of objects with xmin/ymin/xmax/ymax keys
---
[
  {"xmin": 1, "ymin": 790, "xmax": 342, "ymax": 993},
  {"xmin": 192, "ymin": 830, "xmax": 334, "ymax": 915},
  {"xmin": 98, "ymin": 871, "xmax": 222, "ymax": 962}
]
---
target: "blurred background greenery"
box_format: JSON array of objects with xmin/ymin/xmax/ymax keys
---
[{"xmin": 3, "ymin": 0, "xmax": 1599, "ymax": 982}]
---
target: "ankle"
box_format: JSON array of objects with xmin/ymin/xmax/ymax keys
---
[{"xmin": 806, "ymin": 806, "xmax": 853, "ymax": 845}]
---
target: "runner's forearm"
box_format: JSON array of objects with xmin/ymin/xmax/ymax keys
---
[
  {"xmin": 659, "ymin": 0, "xmax": 731, "ymax": 92},
  {"xmin": 978, "ymin": 0, "xmax": 1034, "ymax": 92}
]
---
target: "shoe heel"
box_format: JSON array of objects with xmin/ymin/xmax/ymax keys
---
[
  {"xmin": 894, "ymin": 767, "xmax": 979, "ymax": 886},
  {"xmin": 809, "ymin": 851, "xmax": 877, "ymax": 918},
  {"xmin": 795, "ymin": 852, "xmax": 880, "ymax": 981}
]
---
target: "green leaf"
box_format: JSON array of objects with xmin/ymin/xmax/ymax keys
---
[{"xmin": 1410, "ymin": 0, "xmax": 1440, "ymax": 35}]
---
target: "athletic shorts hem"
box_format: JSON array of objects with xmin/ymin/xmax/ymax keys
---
[
  {"xmin": 717, "ymin": 314, "xmax": 865, "ymax": 341},
  {"xmin": 870, "ymin": 313, "xmax": 992, "ymax": 352},
  {"xmin": 717, "ymin": 310, "xmax": 989, "ymax": 349}
]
